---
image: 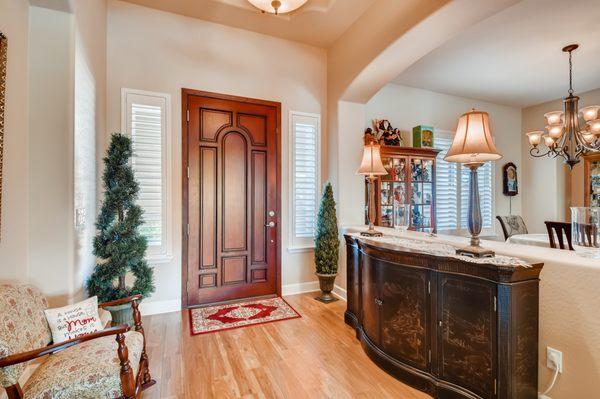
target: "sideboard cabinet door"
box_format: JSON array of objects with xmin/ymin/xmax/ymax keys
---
[
  {"xmin": 379, "ymin": 261, "xmax": 430, "ymax": 371},
  {"xmin": 437, "ymin": 274, "xmax": 497, "ymax": 399},
  {"xmin": 361, "ymin": 256, "xmax": 380, "ymax": 346}
]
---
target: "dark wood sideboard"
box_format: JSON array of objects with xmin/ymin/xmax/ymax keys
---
[{"xmin": 344, "ymin": 235, "xmax": 544, "ymax": 399}]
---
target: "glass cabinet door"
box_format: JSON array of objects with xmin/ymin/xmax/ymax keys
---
[
  {"xmin": 410, "ymin": 158, "xmax": 434, "ymax": 232},
  {"xmin": 589, "ymin": 159, "xmax": 600, "ymax": 207},
  {"xmin": 379, "ymin": 156, "xmax": 407, "ymax": 228}
]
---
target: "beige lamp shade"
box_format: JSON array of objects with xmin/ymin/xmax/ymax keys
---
[
  {"xmin": 357, "ymin": 143, "xmax": 387, "ymax": 176},
  {"xmin": 444, "ymin": 110, "xmax": 502, "ymax": 164}
]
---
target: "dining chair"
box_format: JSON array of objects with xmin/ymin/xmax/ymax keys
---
[
  {"xmin": 496, "ymin": 215, "xmax": 528, "ymax": 240},
  {"xmin": 544, "ymin": 221, "xmax": 574, "ymax": 250}
]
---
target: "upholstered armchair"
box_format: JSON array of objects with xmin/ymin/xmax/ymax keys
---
[{"xmin": 0, "ymin": 283, "xmax": 155, "ymax": 399}]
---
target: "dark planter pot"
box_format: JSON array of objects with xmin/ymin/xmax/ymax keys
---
[
  {"xmin": 315, "ymin": 273, "xmax": 338, "ymax": 303},
  {"xmin": 104, "ymin": 303, "xmax": 134, "ymax": 327}
]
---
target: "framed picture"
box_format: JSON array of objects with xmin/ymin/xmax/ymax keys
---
[
  {"xmin": 502, "ymin": 162, "xmax": 518, "ymax": 196},
  {"xmin": 0, "ymin": 32, "xmax": 6, "ymax": 240}
]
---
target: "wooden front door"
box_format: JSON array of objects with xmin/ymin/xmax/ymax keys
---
[{"xmin": 183, "ymin": 90, "xmax": 281, "ymax": 306}]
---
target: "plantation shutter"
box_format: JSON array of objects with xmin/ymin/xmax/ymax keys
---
[
  {"xmin": 123, "ymin": 90, "xmax": 171, "ymax": 259},
  {"xmin": 435, "ymin": 136, "xmax": 459, "ymax": 231},
  {"xmin": 291, "ymin": 112, "xmax": 320, "ymax": 248}
]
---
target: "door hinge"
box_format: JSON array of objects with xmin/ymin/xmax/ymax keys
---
[
  {"xmin": 187, "ymin": 223, "xmax": 190, "ymax": 236},
  {"xmin": 494, "ymin": 378, "xmax": 497, "ymax": 395},
  {"xmin": 428, "ymin": 281, "xmax": 431, "ymax": 294},
  {"xmin": 428, "ymin": 349, "xmax": 431, "ymax": 364},
  {"xmin": 186, "ymin": 109, "xmax": 190, "ymax": 122},
  {"xmin": 494, "ymin": 296, "xmax": 497, "ymax": 312},
  {"xmin": 187, "ymin": 166, "xmax": 190, "ymax": 179}
]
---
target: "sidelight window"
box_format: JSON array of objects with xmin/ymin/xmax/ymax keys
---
[
  {"xmin": 122, "ymin": 88, "xmax": 172, "ymax": 262},
  {"xmin": 290, "ymin": 111, "xmax": 321, "ymax": 251},
  {"xmin": 435, "ymin": 131, "xmax": 494, "ymax": 235}
]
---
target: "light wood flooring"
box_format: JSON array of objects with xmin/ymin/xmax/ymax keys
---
[{"xmin": 142, "ymin": 292, "xmax": 431, "ymax": 399}]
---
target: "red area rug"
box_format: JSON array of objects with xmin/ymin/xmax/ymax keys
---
[{"xmin": 189, "ymin": 297, "xmax": 301, "ymax": 335}]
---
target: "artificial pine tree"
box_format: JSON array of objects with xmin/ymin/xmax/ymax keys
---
[
  {"xmin": 87, "ymin": 133, "xmax": 155, "ymax": 303},
  {"xmin": 315, "ymin": 182, "xmax": 339, "ymax": 275}
]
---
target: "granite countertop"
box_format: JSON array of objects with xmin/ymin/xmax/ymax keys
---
[{"xmin": 347, "ymin": 231, "xmax": 534, "ymax": 268}]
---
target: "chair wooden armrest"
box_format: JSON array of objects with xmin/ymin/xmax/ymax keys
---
[
  {"xmin": 98, "ymin": 294, "xmax": 142, "ymax": 308},
  {"xmin": 0, "ymin": 325, "xmax": 130, "ymax": 368}
]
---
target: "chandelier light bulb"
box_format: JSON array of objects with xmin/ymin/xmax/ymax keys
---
[
  {"xmin": 588, "ymin": 119, "xmax": 600, "ymax": 134},
  {"xmin": 544, "ymin": 111, "xmax": 563, "ymax": 125},
  {"xmin": 546, "ymin": 123, "xmax": 564, "ymax": 139},
  {"xmin": 542, "ymin": 134, "xmax": 556, "ymax": 148},
  {"xmin": 581, "ymin": 106, "xmax": 600, "ymax": 122},
  {"xmin": 526, "ymin": 131, "xmax": 543, "ymax": 147},
  {"xmin": 582, "ymin": 132, "xmax": 596, "ymax": 144}
]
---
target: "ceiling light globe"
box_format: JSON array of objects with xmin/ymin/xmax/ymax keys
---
[
  {"xmin": 588, "ymin": 119, "xmax": 600, "ymax": 134},
  {"xmin": 526, "ymin": 131, "xmax": 543, "ymax": 147},
  {"xmin": 542, "ymin": 134, "xmax": 556, "ymax": 148},
  {"xmin": 581, "ymin": 106, "xmax": 600, "ymax": 122},
  {"xmin": 544, "ymin": 111, "xmax": 563, "ymax": 125},
  {"xmin": 546, "ymin": 123, "xmax": 564, "ymax": 139},
  {"xmin": 247, "ymin": 0, "xmax": 308, "ymax": 14}
]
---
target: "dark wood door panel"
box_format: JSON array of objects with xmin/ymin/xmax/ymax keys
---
[
  {"xmin": 183, "ymin": 90, "xmax": 280, "ymax": 306},
  {"xmin": 221, "ymin": 131, "xmax": 248, "ymax": 252},
  {"xmin": 361, "ymin": 256, "xmax": 380, "ymax": 346},
  {"xmin": 379, "ymin": 262, "xmax": 429, "ymax": 371},
  {"xmin": 438, "ymin": 274, "xmax": 496, "ymax": 399}
]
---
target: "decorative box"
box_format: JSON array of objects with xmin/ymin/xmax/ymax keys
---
[{"xmin": 412, "ymin": 125, "xmax": 434, "ymax": 148}]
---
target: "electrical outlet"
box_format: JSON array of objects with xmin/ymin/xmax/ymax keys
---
[{"xmin": 547, "ymin": 347, "xmax": 563, "ymax": 373}]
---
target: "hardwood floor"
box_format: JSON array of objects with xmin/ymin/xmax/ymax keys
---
[{"xmin": 142, "ymin": 292, "xmax": 431, "ymax": 399}]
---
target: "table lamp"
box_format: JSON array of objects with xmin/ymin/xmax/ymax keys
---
[
  {"xmin": 445, "ymin": 109, "xmax": 502, "ymax": 257},
  {"xmin": 357, "ymin": 140, "xmax": 388, "ymax": 237}
]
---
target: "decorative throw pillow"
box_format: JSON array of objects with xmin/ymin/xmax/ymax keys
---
[{"xmin": 44, "ymin": 296, "xmax": 104, "ymax": 343}]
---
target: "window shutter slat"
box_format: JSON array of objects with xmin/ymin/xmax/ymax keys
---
[
  {"xmin": 131, "ymin": 101, "xmax": 163, "ymax": 247},
  {"xmin": 292, "ymin": 115, "xmax": 320, "ymax": 243}
]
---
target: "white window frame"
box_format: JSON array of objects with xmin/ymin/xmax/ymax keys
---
[
  {"xmin": 288, "ymin": 111, "xmax": 321, "ymax": 253},
  {"xmin": 435, "ymin": 130, "xmax": 496, "ymax": 237},
  {"xmin": 121, "ymin": 88, "xmax": 173, "ymax": 263}
]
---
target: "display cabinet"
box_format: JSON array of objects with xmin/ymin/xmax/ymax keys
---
[
  {"xmin": 584, "ymin": 153, "xmax": 600, "ymax": 207},
  {"xmin": 367, "ymin": 146, "xmax": 441, "ymax": 232}
]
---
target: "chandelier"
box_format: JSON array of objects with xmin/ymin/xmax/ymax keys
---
[
  {"xmin": 525, "ymin": 44, "xmax": 600, "ymax": 169},
  {"xmin": 247, "ymin": 0, "xmax": 308, "ymax": 14}
]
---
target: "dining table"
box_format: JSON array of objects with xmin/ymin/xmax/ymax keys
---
[{"xmin": 506, "ymin": 233, "xmax": 551, "ymax": 248}]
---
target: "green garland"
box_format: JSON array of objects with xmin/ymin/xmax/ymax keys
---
[
  {"xmin": 87, "ymin": 133, "xmax": 155, "ymax": 302},
  {"xmin": 315, "ymin": 182, "xmax": 339, "ymax": 275}
]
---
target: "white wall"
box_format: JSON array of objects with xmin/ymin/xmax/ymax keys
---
[
  {"xmin": 106, "ymin": 0, "xmax": 327, "ymax": 311},
  {"xmin": 0, "ymin": 0, "xmax": 106, "ymax": 306},
  {"xmin": 28, "ymin": 6, "xmax": 74, "ymax": 305},
  {"xmin": 0, "ymin": 0, "xmax": 30, "ymax": 281},
  {"xmin": 71, "ymin": 0, "xmax": 107, "ymax": 302},
  {"xmin": 522, "ymin": 87, "xmax": 600, "ymax": 232}
]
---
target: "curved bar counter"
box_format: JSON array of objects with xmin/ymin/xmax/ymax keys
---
[{"xmin": 344, "ymin": 233, "xmax": 543, "ymax": 399}]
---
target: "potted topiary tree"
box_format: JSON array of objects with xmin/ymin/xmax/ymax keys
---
[
  {"xmin": 314, "ymin": 182, "xmax": 339, "ymax": 303},
  {"xmin": 87, "ymin": 133, "xmax": 155, "ymax": 325}
]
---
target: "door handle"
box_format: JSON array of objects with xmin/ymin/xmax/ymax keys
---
[
  {"xmin": 374, "ymin": 298, "xmax": 383, "ymax": 306},
  {"xmin": 265, "ymin": 221, "xmax": 276, "ymax": 228}
]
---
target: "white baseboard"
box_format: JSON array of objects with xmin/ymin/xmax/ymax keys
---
[
  {"xmin": 282, "ymin": 281, "xmax": 320, "ymax": 296},
  {"xmin": 139, "ymin": 299, "xmax": 181, "ymax": 316},
  {"xmin": 333, "ymin": 284, "xmax": 347, "ymax": 301},
  {"xmin": 282, "ymin": 281, "xmax": 347, "ymax": 301}
]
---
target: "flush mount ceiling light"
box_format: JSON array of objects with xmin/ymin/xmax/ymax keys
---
[
  {"xmin": 247, "ymin": 0, "xmax": 308, "ymax": 14},
  {"xmin": 525, "ymin": 44, "xmax": 600, "ymax": 169}
]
